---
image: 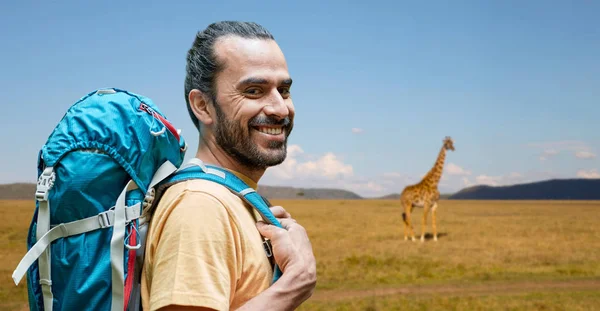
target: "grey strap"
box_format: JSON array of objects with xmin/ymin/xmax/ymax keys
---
[
  {"xmin": 110, "ymin": 180, "xmax": 137, "ymax": 311},
  {"xmin": 110, "ymin": 160, "xmax": 177, "ymax": 311},
  {"xmin": 179, "ymin": 158, "xmax": 226, "ymax": 178},
  {"xmin": 12, "ymin": 160, "xmax": 177, "ymax": 311},
  {"xmin": 149, "ymin": 160, "xmax": 178, "ymax": 189},
  {"xmin": 239, "ymin": 188, "xmax": 255, "ymax": 196},
  {"xmin": 176, "ymin": 158, "xmax": 208, "ymax": 172},
  {"xmin": 39, "ymin": 199, "xmax": 53, "ymax": 311},
  {"xmin": 35, "ymin": 167, "xmax": 55, "ymax": 311},
  {"xmin": 12, "ymin": 204, "xmax": 142, "ymax": 286}
]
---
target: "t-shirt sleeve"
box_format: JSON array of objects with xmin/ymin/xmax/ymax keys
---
[{"xmin": 147, "ymin": 190, "xmax": 243, "ymax": 311}]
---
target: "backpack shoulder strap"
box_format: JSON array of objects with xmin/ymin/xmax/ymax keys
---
[{"xmin": 152, "ymin": 158, "xmax": 284, "ymax": 283}]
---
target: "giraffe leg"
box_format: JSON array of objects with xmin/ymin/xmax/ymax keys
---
[
  {"xmin": 402, "ymin": 203, "xmax": 408, "ymax": 241},
  {"xmin": 404, "ymin": 213, "xmax": 416, "ymax": 241},
  {"xmin": 432, "ymin": 202, "xmax": 438, "ymax": 242},
  {"xmin": 421, "ymin": 203, "xmax": 431, "ymax": 242},
  {"xmin": 407, "ymin": 207, "xmax": 416, "ymax": 242},
  {"xmin": 402, "ymin": 204, "xmax": 416, "ymax": 241}
]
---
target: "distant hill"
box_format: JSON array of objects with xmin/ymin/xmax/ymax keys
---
[
  {"xmin": 258, "ymin": 185, "xmax": 362, "ymax": 200},
  {"xmin": 372, "ymin": 193, "xmax": 401, "ymax": 200},
  {"xmin": 449, "ymin": 178, "xmax": 600, "ymax": 200},
  {"xmin": 0, "ymin": 183, "xmax": 36, "ymax": 200},
  {"xmin": 0, "ymin": 183, "xmax": 363, "ymax": 201}
]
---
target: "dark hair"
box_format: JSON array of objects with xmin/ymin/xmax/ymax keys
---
[{"xmin": 184, "ymin": 21, "xmax": 275, "ymax": 130}]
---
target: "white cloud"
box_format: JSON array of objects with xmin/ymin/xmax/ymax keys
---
[
  {"xmin": 266, "ymin": 145, "xmax": 353, "ymax": 181},
  {"xmin": 287, "ymin": 144, "xmax": 304, "ymax": 157},
  {"xmin": 575, "ymin": 151, "xmax": 596, "ymax": 159},
  {"xmin": 508, "ymin": 172, "xmax": 523, "ymax": 178},
  {"xmin": 382, "ymin": 172, "xmax": 402, "ymax": 178},
  {"xmin": 528, "ymin": 140, "xmax": 589, "ymax": 151},
  {"xmin": 445, "ymin": 163, "xmax": 471, "ymax": 176},
  {"xmin": 529, "ymin": 141, "xmax": 596, "ymax": 161},
  {"xmin": 472, "ymin": 172, "xmax": 527, "ymax": 187},
  {"xmin": 475, "ymin": 175, "xmax": 502, "ymax": 186},
  {"xmin": 267, "ymin": 155, "xmax": 297, "ymax": 180},
  {"xmin": 298, "ymin": 152, "xmax": 354, "ymax": 179},
  {"xmin": 539, "ymin": 149, "xmax": 560, "ymax": 161},
  {"xmin": 351, "ymin": 128, "xmax": 363, "ymax": 134},
  {"xmin": 577, "ymin": 169, "xmax": 600, "ymax": 179},
  {"xmin": 343, "ymin": 181, "xmax": 385, "ymax": 193},
  {"xmin": 264, "ymin": 142, "xmax": 600, "ymax": 198},
  {"xmin": 462, "ymin": 177, "xmax": 473, "ymax": 187},
  {"xmin": 263, "ymin": 146, "xmax": 416, "ymax": 197}
]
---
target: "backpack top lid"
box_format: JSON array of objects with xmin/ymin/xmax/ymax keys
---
[{"xmin": 39, "ymin": 88, "xmax": 187, "ymax": 193}]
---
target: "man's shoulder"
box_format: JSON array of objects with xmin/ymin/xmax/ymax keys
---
[
  {"xmin": 159, "ymin": 178, "xmax": 241, "ymax": 208},
  {"xmin": 149, "ymin": 179, "xmax": 242, "ymax": 232},
  {"xmin": 152, "ymin": 179, "xmax": 258, "ymax": 228}
]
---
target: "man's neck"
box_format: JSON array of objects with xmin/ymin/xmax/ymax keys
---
[{"xmin": 195, "ymin": 140, "xmax": 265, "ymax": 184}]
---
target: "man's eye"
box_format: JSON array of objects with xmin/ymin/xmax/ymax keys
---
[
  {"xmin": 278, "ymin": 88, "xmax": 291, "ymax": 96},
  {"xmin": 245, "ymin": 88, "xmax": 262, "ymax": 95}
]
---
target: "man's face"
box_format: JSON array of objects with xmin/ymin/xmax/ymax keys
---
[{"xmin": 211, "ymin": 35, "xmax": 295, "ymax": 169}]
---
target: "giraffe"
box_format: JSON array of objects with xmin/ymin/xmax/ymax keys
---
[{"xmin": 400, "ymin": 136, "xmax": 455, "ymax": 242}]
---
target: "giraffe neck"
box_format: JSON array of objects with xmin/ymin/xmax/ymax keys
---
[{"xmin": 424, "ymin": 146, "xmax": 446, "ymax": 186}]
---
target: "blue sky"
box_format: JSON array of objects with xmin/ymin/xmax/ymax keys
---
[{"xmin": 1, "ymin": 1, "xmax": 598, "ymax": 197}]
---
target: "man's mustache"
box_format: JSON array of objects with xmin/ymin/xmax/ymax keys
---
[{"xmin": 249, "ymin": 115, "xmax": 291, "ymax": 128}]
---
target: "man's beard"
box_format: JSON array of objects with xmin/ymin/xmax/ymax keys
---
[{"xmin": 213, "ymin": 100, "xmax": 293, "ymax": 170}]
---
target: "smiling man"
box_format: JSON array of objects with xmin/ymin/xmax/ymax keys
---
[{"xmin": 140, "ymin": 21, "xmax": 317, "ymax": 311}]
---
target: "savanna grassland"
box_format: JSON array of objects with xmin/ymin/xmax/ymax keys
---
[{"xmin": 2, "ymin": 199, "xmax": 600, "ymax": 311}]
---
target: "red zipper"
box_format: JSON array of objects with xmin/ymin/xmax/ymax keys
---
[
  {"xmin": 139, "ymin": 103, "xmax": 180, "ymax": 142},
  {"xmin": 123, "ymin": 224, "xmax": 137, "ymax": 311}
]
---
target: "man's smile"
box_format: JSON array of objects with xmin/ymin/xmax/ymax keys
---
[{"xmin": 254, "ymin": 126, "xmax": 283, "ymax": 135}]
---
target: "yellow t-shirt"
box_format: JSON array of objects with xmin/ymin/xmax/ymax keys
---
[{"xmin": 140, "ymin": 169, "xmax": 274, "ymax": 311}]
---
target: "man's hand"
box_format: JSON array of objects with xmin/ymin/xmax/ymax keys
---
[
  {"xmin": 234, "ymin": 206, "xmax": 316, "ymax": 311},
  {"xmin": 258, "ymin": 206, "xmax": 314, "ymax": 274},
  {"xmin": 255, "ymin": 206, "xmax": 316, "ymax": 303}
]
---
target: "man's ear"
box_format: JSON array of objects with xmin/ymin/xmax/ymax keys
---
[{"xmin": 189, "ymin": 89, "xmax": 214, "ymax": 126}]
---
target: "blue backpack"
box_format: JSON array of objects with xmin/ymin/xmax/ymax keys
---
[{"xmin": 12, "ymin": 88, "xmax": 283, "ymax": 311}]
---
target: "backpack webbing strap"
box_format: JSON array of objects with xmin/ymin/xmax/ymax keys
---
[
  {"xmin": 172, "ymin": 161, "xmax": 282, "ymax": 228},
  {"xmin": 110, "ymin": 160, "xmax": 177, "ymax": 311},
  {"xmin": 35, "ymin": 167, "xmax": 55, "ymax": 311},
  {"xmin": 110, "ymin": 180, "xmax": 135, "ymax": 311},
  {"xmin": 170, "ymin": 159, "xmax": 284, "ymax": 282},
  {"xmin": 12, "ymin": 204, "xmax": 143, "ymax": 286},
  {"xmin": 12, "ymin": 161, "xmax": 177, "ymax": 311}
]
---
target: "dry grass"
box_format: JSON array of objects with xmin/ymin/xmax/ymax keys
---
[
  {"xmin": 300, "ymin": 290, "xmax": 600, "ymax": 311},
  {"xmin": 2, "ymin": 199, "xmax": 600, "ymax": 310},
  {"xmin": 272, "ymin": 200, "xmax": 600, "ymax": 290},
  {"xmin": 0, "ymin": 200, "xmax": 34, "ymax": 311}
]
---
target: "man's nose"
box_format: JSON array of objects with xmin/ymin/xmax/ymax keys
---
[{"xmin": 263, "ymin": 90, "xmax": 290, "ymax": 119}]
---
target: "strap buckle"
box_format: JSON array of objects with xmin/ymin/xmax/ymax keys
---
[
  {"xmin": 263, "ymin": 239, "xmax": 275, "ymax": 268},
  {"xmin": 35, "ymin": 167, "xmax": 55, "ymax": 201},
  {"xmin": 263, "ymin": 239, "xmax": 273, "ymax": 258},
  {"xmin": 98, "ymin": 211, "xmax": 112, "ymax": 228},
  {"xmin": 143, "ymin": 188, "xmax": 155, "ymax": 208}
]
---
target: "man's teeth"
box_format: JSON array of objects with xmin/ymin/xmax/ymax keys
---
[{"xmin": 257, "ymin": 127, "xmax": 282, "ymax": 135}]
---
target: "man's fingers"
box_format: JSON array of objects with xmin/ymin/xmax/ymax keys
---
[
  {"xmin": 270, "ymin": 205, "xmax": 291, "ymax": 219},
  {"xmin": 278, "ymin": 218, "xmax": 302, "ymax": 230},
  {"xmin": 277, "ymin": 218, "xmax": 313, "ymax": 248},
  {"xmin": 256, "ymin": 221, "xmax": 274, "ymax": 236},
  {"xmin": 256, "ymin": 221, "xmax": 286, "ymax": 240},
  {"xmin": 258, "ymin": 218, "xmax": 308, "ymax": 245}
]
